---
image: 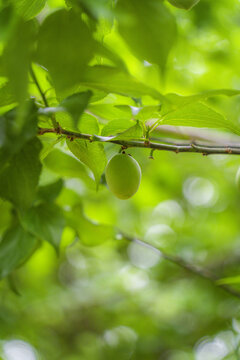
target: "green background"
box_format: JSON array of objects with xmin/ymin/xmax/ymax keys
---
[{"xmin": 1, "ymin": 0, "xmax": 240, "ymax": 359}]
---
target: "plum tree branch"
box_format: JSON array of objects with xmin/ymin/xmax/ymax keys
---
[
  {"xmin": 120, "ymin": 232, "xmax": 240, "ymax": 300},
  {"xmin": 38, "ymin": 127, "xmax": 240, "ymax": 155}
]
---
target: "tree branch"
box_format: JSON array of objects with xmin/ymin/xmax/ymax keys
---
[
  {"xmin": 38, "ymin": 126, "xmax": 240, "ymax": 155},
  {"xmin": 121, "ymin": 232, "xmax": 240, "ymax": 300}
]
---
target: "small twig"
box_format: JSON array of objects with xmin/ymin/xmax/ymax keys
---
[
  {"xmin": 30, "ymin": 65, "xmax": 59, "ymax": 130},
  {"xmin": 120, "ymin": 232, "xmax": 240, "ymax": 301},
  {"xmin": 30, "ymin": 65, "xmax": 49, "ymax": 108}
]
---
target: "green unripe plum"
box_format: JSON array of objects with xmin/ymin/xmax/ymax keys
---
[{"xmin": 105, "ymin": 153, "xmax": 141, "ymax": 200}]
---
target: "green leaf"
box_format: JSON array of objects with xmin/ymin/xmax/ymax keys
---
[
  {"xmin": 67, "ymin": 139, "xmax": 107, "ymax": 188},
  {"xmin": 78, "ymin": 66, "xmax": 164, "ymax": 100},
  {"xmin": 3, "ymin": 18, "xmax": 36, "ymax": 105},
  {"xmin": 0, "ymin": 199, "xmax": 12, "ymax": 235},
  {"xmin": 165, "ymin": 89, "xmax": 240, "ymax": 110},
  {"xmin": 113, "ymin": 121, "xmax": 143, "ymax": 140},
  {"xmin": 66, "ymin": 0, "xmax": 113, "ymax": 20},
  {"xmin": 95, "ymin": 18, "xmax": 113, "ymax": 44},
  {"xmin": 54, "ymin": 112, "xmax": 100, "ymax": 134},
  {"xmin": 0, "ymin": 82, "xmax": 15, "ymax": 107},
  {"xmin": 0, "ymin": 101, "xmax": 38, "ymax": 159},
  {"xmin": 0, "ymin": 224, "xmax": 38, "ymax": 279},
  {"xmin": 137, "ymin": 105, "xmax": 162, "ymax": 122},
  {"xmin": 36, "ymin": 9, "xmax": 96, "ymax": 91},
  {"xmin": 101, "ymin": 119, "xmax": 133, "ymax": 136},
  {"xmin": 0, "ymin": 102, "xmax": 38, "ymax": 169},
  {"xmin": 95, "ymin": 41, "xmax": 126, "ymax": 70},
  {"xmin": 0, "ymin": 138, "xmax": 42, "ymax": 209},
  {"xmin": 7, "ymin": 273, "xmax": 21, "ymax": 296},
  {"xmin": 216, "ymin": 275, "xmax": 240, "ymax": 285},
  {"xmin": 79, "ymin": 113, "xmax": 100, "ymax": 134},
  {"xmin": 162, "ymin": 102, "xmax": 240, "ymax": 135},
  {"xmin": 54, "ymin": 111, "xmax": 75, "ymax": 131},
  {"xmin": 60, "ymin": 91, "xmax": 92, "ymax": 128},
  {"xmin": 44, "ymin": 149, "xmax": 95, "ymax": 188},
  {"xmin": 167, "ymin": 0, "xmax": 200, "ymax": 10},
  {"xmin": 19, "ymin": 203, "xmax": 65, "ymax": 251},
  {"xmin": 0, "ymin": 4, "xmax": 16, "ymax": 42},
  {"xmin": 116, "ymin": 0, "xmax": 176, "ymax": 70},
  {"xmin": 37, "ymin": 179, "xmax": 63, "ymax": 203},
  {"xmin": 13, "ymin": 0, "xmax": 46, "ymax": 20},
  {"xmin": 39, "ymin": 136, "xmax": 63, "ymax": 161},
  {"xmin": 89, "ymin": 104, "xmax": 132, "ymax": 121},
  {"xmin": 66, "ymin": 205, "xmax": 114, "ymax": 246}
]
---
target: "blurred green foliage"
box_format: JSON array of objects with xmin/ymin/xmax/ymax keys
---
[{"xmin": 1, "ymin": 0, "xmax": 240, "ymax": 359}]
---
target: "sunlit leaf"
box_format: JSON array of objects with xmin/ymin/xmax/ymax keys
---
[
  {"xmin": 101, "ymin": 119, "xmax": 133, "ymax": 136},
  {"xmin": 78, "ymin": 65, "xmax": 164, "ymax": 100},
  {"xmin": 137, "ymin": 105, "xmax": 162, "ymax": 122},
  {"xmin": 79, "ymin": 113, "xmax": 100, "ymax": 134},
  {"xmin": 89, "ymin": 104, "xmax": 132, "ymax": 121},
  {"xmin": 44, "ymin": 149, "xmax": 95, "ymax": 188},
  {"xmin": 162, "ymin": 102, "xmax": 240, "ymax": 135},
  {"xmin": 67, "ymin": 139, "xmax": 107, "ymax": 188},
  {"xmin": 36, "ymin": 9, "xmax": 96, "ymax": 91},
  {"xmin": 112, "ymin": 121, "xmax": 143, "ymax": 140},
  {"xmin": 116, "ymin": 0, "xmax": 176, "ymax": 70},
  {"xmin": 13, "ymin": 0, "xmax": 46, "ymax": 20},
  {"xmin": 217, "ymin": 276, "xmax": 240, "ymax": 285}
]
